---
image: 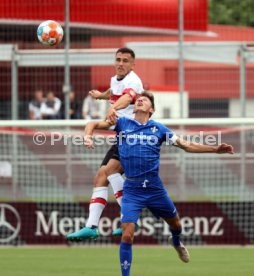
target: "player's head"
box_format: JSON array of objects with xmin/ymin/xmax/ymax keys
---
[
  {"xmin": 134, "ymin": 91, "xmax": 155, "ymax": 117},
  {"xmin": 115, "ymin": 47, "xmax": 135, "ymax": 79}
]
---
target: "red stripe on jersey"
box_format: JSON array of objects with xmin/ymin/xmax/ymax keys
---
[
  {"xmin": 123, "ymin": 88, "xmax": 137, "ymax": 103},
  {"xmin": 90, "ymin": 197, "xmax": 107, "ymax": 205},
  {"xmin": 115, "ymin": 190, "xmax": 123, "ymax": 199},
  {"xmin": 109, "ymin": 94, "xmax": 121, "ymax": 104}
]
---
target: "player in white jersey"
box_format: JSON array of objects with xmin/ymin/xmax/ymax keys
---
[
  {"xmin": 110, "ymin": 70, "xmax": 143, "ymax": 118},
  {"xmin": 67, "ymin": 48, "xmax": 143, "ymax": 241}
]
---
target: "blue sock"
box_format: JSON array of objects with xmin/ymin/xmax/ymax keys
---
[
  {"xmin": 120, "ymin": 242, "xmax": 132, "ymax": 276},
  {"xmin": 170, "ymin": 228, "xmax": 182, "ymax": 246}
]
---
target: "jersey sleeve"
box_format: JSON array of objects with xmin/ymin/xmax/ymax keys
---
[
  {"xmin": 161, "ymin": 125, "xmax": 177, "ymax": 145},
  {"xmin": 122, "ymin": 88, "xmax": 137, "ymax": 103},
  {"xmin": 123, "ymin": 79, "xmax": 143, "ymax": 103},
  {"xmin": 114, "ymin": 117, "xmax": 126, "ymax": 134}
]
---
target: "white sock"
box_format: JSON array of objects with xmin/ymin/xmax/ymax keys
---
[
  {"xmin": 107, "ymin": 173, "xmax": 124, "ymax": 207},
  {"xmin": 86, "ymin": 187, "xmax": 108, "ymax": 228}
]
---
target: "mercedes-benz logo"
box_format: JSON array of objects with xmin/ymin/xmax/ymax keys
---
[{"xmin": 0, "ymin": 204, "xmax": 21, "ymax": 243}]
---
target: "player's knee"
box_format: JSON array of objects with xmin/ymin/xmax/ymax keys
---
[
  {"xmin": 170, "ymin": 215, "xmax": 182, "ymax": 230},
  {"xmin": 94, "ymin": 166, "xmax": 108, "ymax": 187},
  {"xmin": 95, "ymin": 169, "xmax": 106, "ymax": 179},
  {"xmin": 164, "ymin": 214, "xmax": 182, "ymax": 230},
  {"xmin": 105, "ymin": 160, "xmax": 122, "ymax": 176},
  {"xmin": 121, "ymin": 223, "xmax": 135, "ymax": 243},
  {"xmin": 122, "ymin": 230, "xmax": 134, "ymax": 244}
]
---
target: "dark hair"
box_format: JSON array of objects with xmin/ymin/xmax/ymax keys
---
[
  {"xmin": 140, "ymin": 91, "xmax": 155, "ymax": 117},
  {"xmin": 116, "ymin": 47, "xmax": 135, "ymax": 59}
]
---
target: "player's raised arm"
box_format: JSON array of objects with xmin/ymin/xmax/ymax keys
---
[
  {"xmin": 84, "ymin": 120, "xmax": 113, "ymax": 149},
  {"xmin": 174, "ymin": 137, "xmax": 234, "ymax": 154}
]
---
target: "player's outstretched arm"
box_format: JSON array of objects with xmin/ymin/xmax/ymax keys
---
[
  {"xmin": 89, "ymin": 88, "xmax": 111, "ymax": 100},
  {"xmin": 174, "ymin": 137, "xmax": 234, "ymax": 154},
  {"xmin": 84, "ymin": 120, "xmax": 113, "ymax": 149}
]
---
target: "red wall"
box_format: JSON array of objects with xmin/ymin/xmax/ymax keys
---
[{"xmin": 0, "ymin": 0, "xmax": 207, "ymax": 31}]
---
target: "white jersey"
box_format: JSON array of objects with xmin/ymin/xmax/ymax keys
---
[{"xmin": 110, "ymin": 71, "xmax": 143, "ymax": 118}]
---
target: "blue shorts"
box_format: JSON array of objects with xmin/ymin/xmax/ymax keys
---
[{"xmin": 121, "ymin": 188, "xmax": 177, "ymax": 223}]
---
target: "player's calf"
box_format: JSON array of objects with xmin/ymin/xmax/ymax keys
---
[
  {"xmin": 67, "ymin": 186, "xmax": 108, "ymax": 241},
  {"xmin": 120, "ymin": 223, "xmax": 135, "ymax": 276}
]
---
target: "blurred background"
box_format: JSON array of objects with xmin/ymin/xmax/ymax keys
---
[
  {"xmin": 0, "ymin": 0, "xmax": 253, "ymax": 246},
  {"xmin": 0, "ymin": 0, "xmax": 254, "ymax": 119}
]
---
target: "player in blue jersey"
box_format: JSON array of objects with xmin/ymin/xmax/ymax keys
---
[{"xmin": 82, "ymin": 91, "xmax": 234, "ymax": 275}]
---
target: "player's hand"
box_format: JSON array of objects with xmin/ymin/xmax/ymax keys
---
[
  {"xmin": 84, "ymin": 136, "xmax": 94, "ymax": 149},
  {"xmin": 216, "ymin": 143, "xmax": 234, "ymax": 154},
  {"xmin": 89, "ymin": 90, "xmax": 101, "ymax": 99},
  {"xmin": 106, "ymin": 107, "xmax": 118, "ymax": 125}
]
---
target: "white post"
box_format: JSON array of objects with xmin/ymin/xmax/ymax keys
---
[
  {"xmin": 64, "ymin": 0, "xmax": 71, "ymax": 120},
  {"xmin": 64, "ymin": 0, "xmax": 72, "ymax": 194},
  {"xmin": 240, "ymin": 45, "xmax": 246, "ymax": 117},
  {"xmin": 178, "ymin": 0, "xmax": 186, "ymax": 200},
  {"xmin": 11, "ymin": 45, "xmax": 18, "ymax": 199},
  {"xmin": 11, "ymin": 45, "xmax": 18, "ymax": 120},
  {"xmin": 178, "ymin": 0, "xmax": 185, "ymax": 119},
  {"xmin": 239, "ymin": 45, "xmax": 246, "ymax": 191}
]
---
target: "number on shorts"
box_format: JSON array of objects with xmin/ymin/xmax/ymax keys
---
[{"xmin": 142, "ymin": 180, "xmax": 148, "ymax": 188}]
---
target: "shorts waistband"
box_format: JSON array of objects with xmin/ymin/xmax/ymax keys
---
[{"xmin": 126, "ymin": 176, "xmax": 161, "ymax": 182}]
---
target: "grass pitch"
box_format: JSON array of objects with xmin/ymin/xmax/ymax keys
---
[{"xmin": 0, "ymin": 246, "xmax": 253, "ymax": 276}]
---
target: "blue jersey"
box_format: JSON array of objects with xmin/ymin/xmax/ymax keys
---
[{"xmin": 115, "ymin": 117, "xmax": 177, "ymax": 189}]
